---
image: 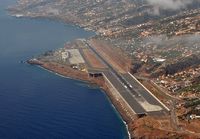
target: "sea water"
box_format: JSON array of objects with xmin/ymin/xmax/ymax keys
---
[{"xmin": 0, "ymin": 1, "xmax": 128, "ymax": 139}]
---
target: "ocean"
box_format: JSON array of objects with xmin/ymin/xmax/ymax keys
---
[{"xmin": 0, "ymin": 0, "xmax": 128, "ymax": 139}]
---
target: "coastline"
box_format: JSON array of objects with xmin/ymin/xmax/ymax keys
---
[
  {"xmin": 6, "ymin": 2, "xmax": 200, "ymax": 138},
  {"xmin": 10, "ymin": 13, "xmax": 98, "ymax": 36},
  {"xmin": 27, "ymin": 59, "xmax": 132, "ymax": 138}
]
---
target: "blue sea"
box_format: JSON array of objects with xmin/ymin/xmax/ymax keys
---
[{"xmin": 0, "ymin": 0, "xmax": 128, "ymax": 139}]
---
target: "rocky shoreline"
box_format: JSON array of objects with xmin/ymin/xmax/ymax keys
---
[{"xmin": 27, "ymin": 58, "xmax": 133, "ymax": 137}]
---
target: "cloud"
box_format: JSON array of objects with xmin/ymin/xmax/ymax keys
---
[
  {"xmin": 145, "ymin": 0, "xmax": 198, "ymax": 15},
  {"xmin": 143, "ymin": 34, "xmax": 200, "ymax": 48}
]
